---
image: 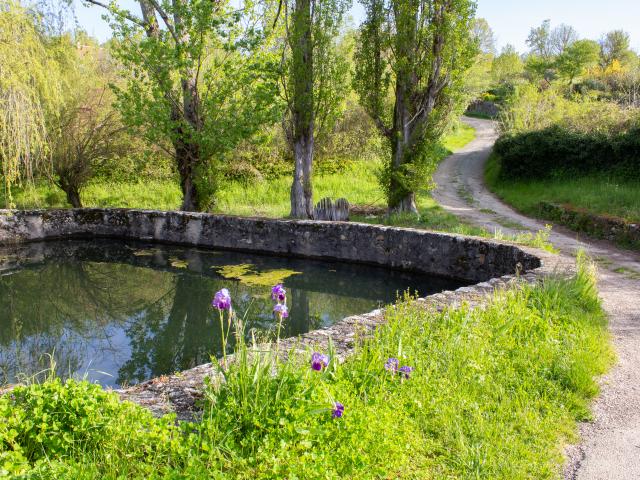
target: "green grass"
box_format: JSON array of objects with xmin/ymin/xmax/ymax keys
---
[
  {"xmin": 464, "ymin": 111, "xmax": 496, "ymax": 120},
  {"xmin": 3, "ymin": 125, "xmax": 475, "ymax": 215},
  {"xmin": 1, "ymin": 255, "xmax": 613, "ymax": 478},
  {"xmin": 4, "ymin": 181, "xmax": 183, "ymax": 211},
  {"xmin": 485, "ymin": 154, "xmax": 640, "ymax": 224}
]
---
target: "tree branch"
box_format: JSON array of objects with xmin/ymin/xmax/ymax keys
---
[
  {"xmin": 84, "ymin": 0, "xmax": 146, "ymax": 28},
  {"xmin": 146, "ymin": 0, "xmax": 179, "ymax": 43}
]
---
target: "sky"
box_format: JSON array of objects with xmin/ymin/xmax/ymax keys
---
[{"xmin": 74, "ymin": 0, "xmax": 640, "ymax": 53}]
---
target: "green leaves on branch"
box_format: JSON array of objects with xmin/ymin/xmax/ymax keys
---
[
  {"xmin": 354, "ymin": 0, "xmax": 478, "ymax": 211},
  {"xmin": 102, "ymin": 0, "xmax": 284, "ymax": 210}
]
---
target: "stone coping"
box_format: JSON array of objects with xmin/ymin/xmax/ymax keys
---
[
  {"xmin": 0, "ymin": 208, "xmax": 540, "ymax": 282},
  {"xmin": 0, "ymin": 208, "xmax": 558, "ymax": 420}
]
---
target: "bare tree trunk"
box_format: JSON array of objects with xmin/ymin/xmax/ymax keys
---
[
  {"xmin": 176, "ymin": 73, "xmax": 203, "ymax": 212},
  {"xmin": 175, "ymin": 139, "xmax": 200, "ymax": 211},
  {"xmin": 291, "ymin": 133, "xmax": 314, "ymax": 218},
  {"xmin": 66, "ymin": 187, "xmax": 83, "ymax": 208},
  {"xmin": 289, "ymin": 0, "xmax": 315, "ymax": 219},
  {"xmin": 388, "ymin": 75, "xmax": 418, "ymax": 214}
]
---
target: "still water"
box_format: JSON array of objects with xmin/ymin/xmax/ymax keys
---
[{"xmin": 0, "ymin": 239, "xmax": 465, "ymax": 387}]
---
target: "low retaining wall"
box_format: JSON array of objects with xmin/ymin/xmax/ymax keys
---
[
  {"xmin": 0, "ymin": 208, "xmax": 540, "ymax": 282},
  {"xmin": 538, "ymin": 202, "xmax": 640, "ymax": 248}
]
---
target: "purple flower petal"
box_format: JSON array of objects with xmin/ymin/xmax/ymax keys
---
[
  {"xmin": 311, "ymin": 352, "xmax": 330, "ymax": 371},
  {"xmin": 384, "ymin": 357, "xmax": 399, "ymax": 373},
  {"xmin": 212, "ymin": 288, "xmax": 232, "ymax": 310},
  {"xmin": 332, "ymin": 402, "xmax": 344, "ymax": 418},
  {"xmin": 273, "ymin": 303, "xmax": 289, "ymax": 318},
  {"xmin": 399, "ymin": 366, "xmax": 414, "ymax": 379},
  {"xmin": 271, "ymin": 284, "xmax": 287, "ymax": 302}
]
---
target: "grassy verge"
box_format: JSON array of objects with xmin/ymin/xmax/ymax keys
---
[
  {"xmin": 485, "ymin": 154, "xmax": 640, "ymax": 249},
  {"xmin": 485, "ymin": 154, "xmax": 640, "ymax": 224},
  {"xmin": 1, "ymin": 255, "xmax": 612, "ymax": 478}
]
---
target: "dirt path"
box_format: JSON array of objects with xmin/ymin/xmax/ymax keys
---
[{"xmin": 432, "ymin": 117, "xmax": 640, "ymax": 480}]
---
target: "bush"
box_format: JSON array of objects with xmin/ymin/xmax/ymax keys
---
[{"xmin": 494, "ymin": 125, "xmax": 640, "ymax": 180}]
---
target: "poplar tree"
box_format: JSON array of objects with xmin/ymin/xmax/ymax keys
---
[
  {"xmin": 354, "ymin": 0, "xmax": 477, "ymax": 213},
  {"xmin": 280, "ymin": 0, "xmax": 349, "ymax": 218}
]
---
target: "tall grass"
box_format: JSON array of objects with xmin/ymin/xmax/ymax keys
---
[{"xmin": 1, "ymin": 256, "xmax": 613, "ymax": 478}]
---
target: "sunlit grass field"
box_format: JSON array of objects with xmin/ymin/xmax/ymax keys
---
[
  {"xmin": 3, "ymin": 124, "xmax": 474, "ymax": 216},
  {"xmin": 1, "ymin": 123, "xmax": 555, "ymax": 251}
]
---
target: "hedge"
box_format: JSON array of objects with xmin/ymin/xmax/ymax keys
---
[{"xmin": 494, "ymin": 125, "xmax": 640, "ymax": 180}]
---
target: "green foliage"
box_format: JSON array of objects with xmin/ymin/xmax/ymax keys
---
[
  {"xmin": 491, "ymin": 45, "xmax": 524, "ymax": 85},
  {"xmin": 0, "ymin": 378, "xmax": 191, "ymax": 478},
  {"xmin": 0, "ymin": 258, "xmax": 613, "ymax": 478},
  {"xmin": 600, "ymin": 30, "xmax": 635, "ymax": 68},
  {"xmin": 486, "ymin": 153, "xmax": 640, "ymax": 224},
  {"xmin": 497, "ymin": 83, "xmax": 636, "ymax": 135},
  {"xmin": 494, "ymin": 124, "xmax": 640, "ymax": 180},
  {"xmin": 0, "ymin": 1, "xmax": 70, "ymax": 206},
  {"xmin": 101, "ymin": 0, "xmax": 284, "ymax": 210},
  {"xmin": 354, "ymin": 0, "xmax": 478, "ymax": 210},
  {"xmin": 555, "ymin": 40, "xmax": 600, "ymax": 86}
]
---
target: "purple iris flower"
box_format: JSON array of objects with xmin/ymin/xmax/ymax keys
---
[
  {"xmin": 273, "ymin": 303, "xmax": 289, "ymax": 318},
  {"xmin": 384, "ymin": 357, "xmax": 399, "ymax": 373},
  {"xmin": 311, "ymin": 352, "xmax": 329, "ymax": 371},
  {"xmin": 332, "ymin": 402, "xmax": 344, "ymax": 418},
  {"xmin": 399, "ymin": 366, "xmax": 414, "ymax": 379},
  {"xmin": 271, "ymin": 284, "xmax": 287, "ymax": 302},
  {"xmin": 212, "ymin": 288, "xmax": 232, "ymax": 310}
]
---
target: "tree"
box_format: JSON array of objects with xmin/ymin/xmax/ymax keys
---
[
  {"xmin": 87, "ymin": 0, "xmax": 282, "ymax": 211},
  {"xmin": 526, "ymin": 20, "xmax": 577, "ymax": 59},
  {"xmin": 472, "ymin": 18, "xmax": 495, "ymax": 55},
  {"xmin": 491, "ymin": 44, "xmax": 524, "ymax": 84},
  {"xmin": 465, "ymin": 18, "xmax": 495, "ymax": 96},
  {"xmin": 50, "ymin": 89, "xmax": 126, "ymax": 207},
  {"xmin": 354, "ymin": 0, "xmax": 477, "ymax": 213},
  {"xmin": 555, "ymin": 39, "xmax": 600, "ymax": 87},
  {"xmin": 600, "ymin": 30, "xmax": 634, "ymax": 68},
  {"xmin": 280, "ymin": 0, "xmax": 349, "ymax": 218},
  {"xmin": 550, "ymin": 24, "xmax": 578, "ymax": 55},
  {"xmin": 526, "ymin": 19, "xmax": 553, "ymax": 59},
  {"xmin": 0, "ymin": 2, "xmax": 67, "ymax": 207}
]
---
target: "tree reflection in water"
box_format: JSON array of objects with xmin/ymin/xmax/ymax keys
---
[{"xmin": 0, "ymin": 239, "xmax": 465, "ymax": 387}]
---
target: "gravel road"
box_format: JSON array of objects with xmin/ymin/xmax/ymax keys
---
[{"xmin": 432, "ymin": 117, "xmax": 640, "ymax": 480}]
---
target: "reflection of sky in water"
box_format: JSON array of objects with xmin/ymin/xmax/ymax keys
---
[{"xmin": 0, "ymin": 239, "xmax": 466, "ymax": 388}]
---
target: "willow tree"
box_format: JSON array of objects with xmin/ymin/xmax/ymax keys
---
[
  {"xmin": 0, "ymin": 2, "xmax": 64, "ymax": 207},
  {"xmin": 280, "ymin": 0, "xmax": 349, "ymax": 218},
  {"xmin": 354, "ymin": 0, "xmax": 477, "ymax": 213},
  {"xmin": 87, "ymin": 0, "xmax": 282, "ymax": 211}
]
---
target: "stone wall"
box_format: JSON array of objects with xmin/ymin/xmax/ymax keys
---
[
  {"xmin": 0, "ymin": 208, "xmax": 541, "ymax": 282},
  {"xmin": 538, "ymin": 202, "xmax": 640, "ymax": 248}
]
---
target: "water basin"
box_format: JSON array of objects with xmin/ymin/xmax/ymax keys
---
[{"xmin": 0, "ymin": 239, "xmax": 467, "ymax": 387}]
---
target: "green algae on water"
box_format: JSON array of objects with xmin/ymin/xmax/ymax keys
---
[{"xmin": 215, "ymin": 263, "xmax": 301, "ymax": 287}]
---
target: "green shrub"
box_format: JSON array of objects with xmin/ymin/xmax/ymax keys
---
[
  {"xmin": 494, "ymin": 125, "xmax": 640, "ymax": 180},
  {"xmin": 0, "ymin": 378, "xmax": 194, "ymax": 477}
]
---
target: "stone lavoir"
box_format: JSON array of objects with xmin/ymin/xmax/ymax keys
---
[{"xmin": 0, "ymin": 208, "xmax": 547, "ymax": 418}]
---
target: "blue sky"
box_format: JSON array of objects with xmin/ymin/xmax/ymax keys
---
[{"xmin": 74, "ymin": 0, "xmax": 640, "ymax": 53}]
